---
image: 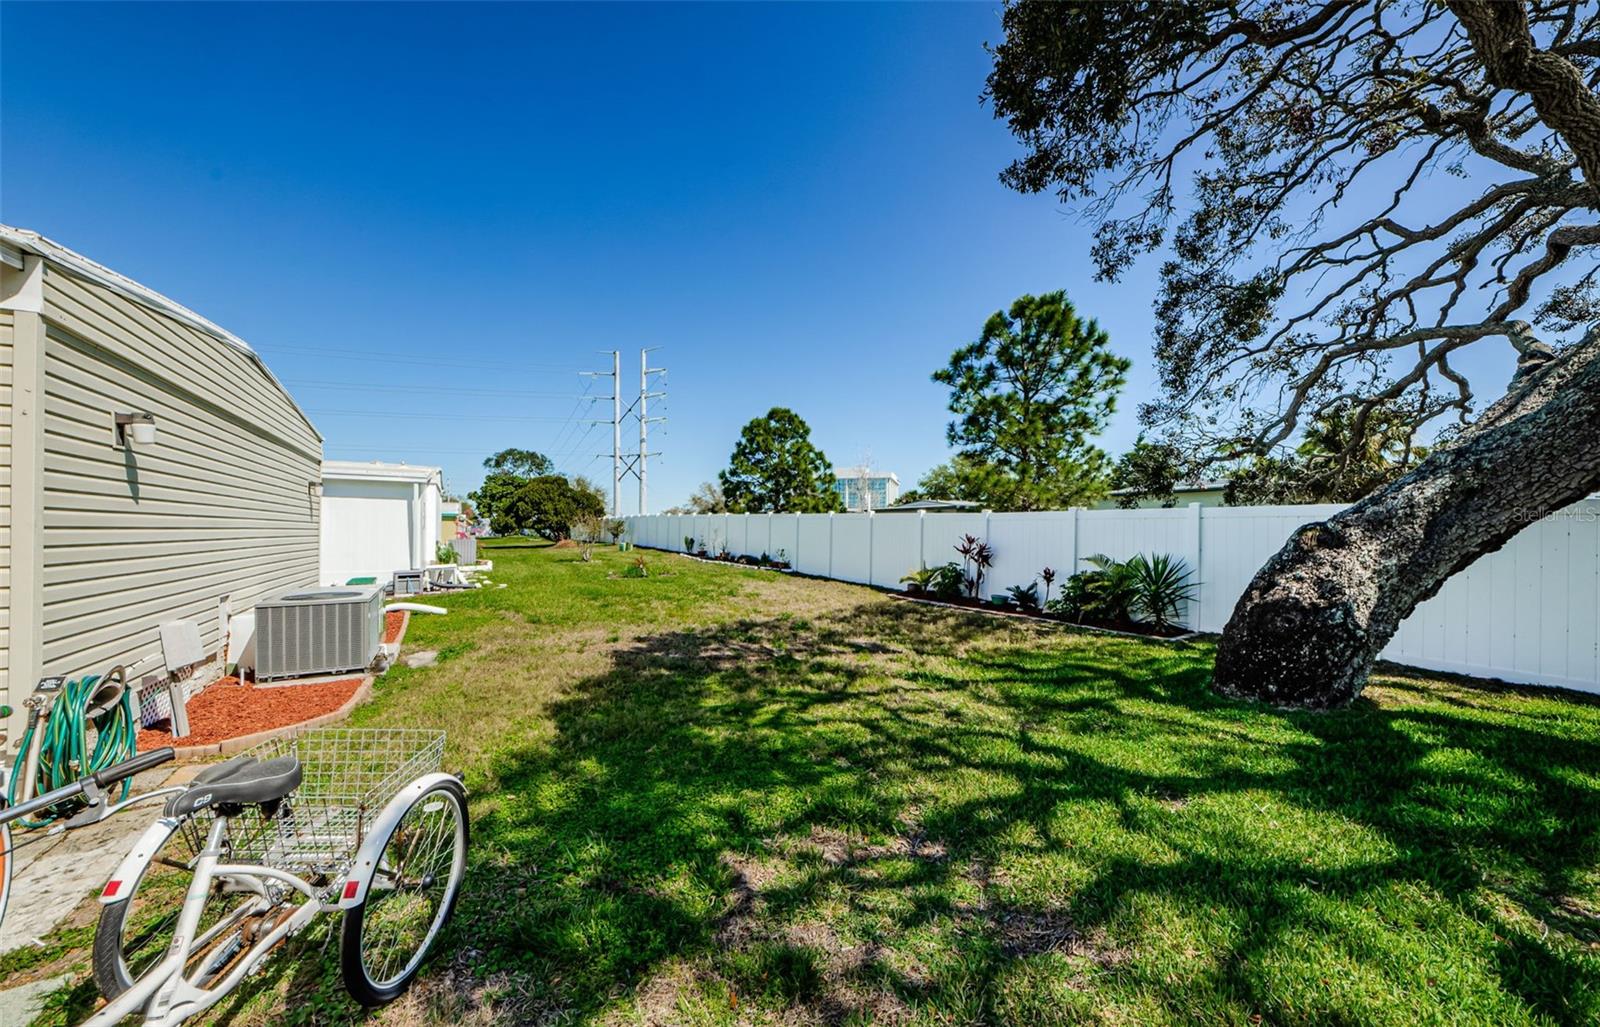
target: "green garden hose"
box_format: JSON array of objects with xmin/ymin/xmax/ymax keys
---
[{"xmin": 6, "ymin": 670, "xmax": 140, "ymax": 827}]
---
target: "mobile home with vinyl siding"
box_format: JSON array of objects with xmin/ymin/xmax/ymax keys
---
[{"xmin": 0, "ymin": 226, "xmax": 322, "ymax": 751}]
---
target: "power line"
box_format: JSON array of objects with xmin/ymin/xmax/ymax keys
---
[
  {"xmin": 303, "ymin": 408, "xmax": 576, "ymax": 422},
  {"xmin": 257, "ymin": 343, "xmax": 586, "ymax": 374},
  {"xmin": 283, "ymin": 379, "xmax": 588, "ymax": 399},
  {"xmin": 544, "ymin": 377, "xmax": 600, "ymax": 458}
]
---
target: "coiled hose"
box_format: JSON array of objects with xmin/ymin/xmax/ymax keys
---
[{"xmin": 6, "ymin": 668, "xmax": 140, "ymax": 827}]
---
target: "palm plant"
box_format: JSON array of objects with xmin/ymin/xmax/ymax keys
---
[
  {"xmin": 1006, "ymin": 582, "xmax": 1041, "ymax": 611},
  {"xmin": 1078, "ymin": 554, "xmax": 1139, "ymax": 623},
  {"xmin": 1040, "ymin": 566, "xmax": 1056, "ymax": 606}
]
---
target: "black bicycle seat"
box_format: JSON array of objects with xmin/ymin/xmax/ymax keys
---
[{"xmin": 167, "ymin": 754, "xmax": 303, "ymax": 817}]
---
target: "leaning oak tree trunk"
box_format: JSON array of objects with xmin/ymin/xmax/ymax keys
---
[{"xmin": 1213, "ymin": 333, "xmax": 1600, "ymax": 709}]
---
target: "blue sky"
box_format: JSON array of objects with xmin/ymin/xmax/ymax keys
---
[{"xmin": 1, "ymin": 2, "xmax": 1520, "ymax": 511}]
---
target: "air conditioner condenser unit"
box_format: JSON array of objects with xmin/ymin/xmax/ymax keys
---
[{"xmin": 255, "ymin": 584, "xmax": 384, "ymax": 680}]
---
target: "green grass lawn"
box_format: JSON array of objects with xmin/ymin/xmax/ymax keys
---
[{"xmin": 11, "ymin": 539, "xmax": 1600, "ymax": 1026}]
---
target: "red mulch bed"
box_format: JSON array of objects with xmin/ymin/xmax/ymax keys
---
[
  {"xmin": 383, "ymin": 610, "xmax": 405, "ymax": 644},
  {"xmin": 137, "ymin": 676, "xmax": 364, "ymax": 750}
]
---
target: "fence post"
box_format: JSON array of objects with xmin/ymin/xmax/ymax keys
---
[
  {"xmin": 1068, "ymin": 507, "xmax": 1080, "ymax": 575},
  {"xmin": 919, "ymin": 509, "xmax": 927, "ymax": 569},
  {"xmin": 867, "ymin": 509, "xmax": 876, "ymax": 586},
  {"xmin": 828, "ymin": 511, "xmax": 836, "ymax": 579},
  {"xmin": 1187, "ymin": 502, "xmax": 1204, "ymax": 630}
]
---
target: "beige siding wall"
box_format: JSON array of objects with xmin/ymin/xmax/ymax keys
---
[
  {"xmin": 0, "ymin": 308, "xmax": 11, "ymax": 724},
  {"xmin": 38, "ymin": 267, "xmax": 321, "ymax": 679}
]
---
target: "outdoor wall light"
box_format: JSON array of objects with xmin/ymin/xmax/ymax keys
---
[{"xmin": 115, "ymin": 411, "xmax": 158, "ymax": 447}]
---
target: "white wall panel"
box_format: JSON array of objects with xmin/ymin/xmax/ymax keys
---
[
  {"xmin": 870, "ymin": 515, "xmax": 922, "ymax": 588},
  {"xmin": 795, "ymin": 515, "xmax": 832, "ymax": 576},
  {"xmin": 831, "ymin": 514, "xmax": 871, "ymax": 584}
]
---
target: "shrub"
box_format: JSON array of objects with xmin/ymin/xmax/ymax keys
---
[
  {"xmin": 623, "ymin": 555, "xmax": 650, "ymax": 578},
  {"xmin": 684, "ymin": 535, "xmax": 696, "ymax": 552},
  {"xmin": 926, "ymin": 562, "xmax": 967, "ymax": 601},
  {"xmin": 1048, "ymin": 553, "xmax": 1196, "ymax": 630},
  {"xmin": 900, "ymin": 566, "xmax": 937, "ymax": 593},
  {"xmin": 435, "ymin": 542, "xmax": 458, "ymax": 565},
  {"xmin": 605, "ymin": 518, "xmax": 627, "ymax": 543},
  {"xmin": 1044, "ymin": 571, "xmax": 1091, "ymax": 620}
]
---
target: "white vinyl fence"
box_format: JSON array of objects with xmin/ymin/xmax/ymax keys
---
[{"xmin": 627, "ymin": 497, "xmax": 1600, "ymax": 695}]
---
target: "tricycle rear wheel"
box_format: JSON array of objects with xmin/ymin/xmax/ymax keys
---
[{"xmin": 339, "ymin": 777, "xmax": 468, "ymax": 1006}]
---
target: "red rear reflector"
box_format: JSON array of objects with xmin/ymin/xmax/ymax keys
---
[
  {"xmin": 342, "ymin": 880, "xmax": 360, "ymax": 900},
  {"xmin": 103, "ymin": 880, "xmax": 121, "ymax": 898}
]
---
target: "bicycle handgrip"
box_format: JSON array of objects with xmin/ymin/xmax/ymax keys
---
[{"xmin": 92, "ymin": 747, "xmax": 175, "ymax": 789}]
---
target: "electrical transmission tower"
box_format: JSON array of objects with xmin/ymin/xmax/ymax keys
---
[
  {"xmin": 580, "ymin": 352, "xmax": 621, "ymax": 516},
  {"xmin": 635, "ymin": 348, "xmax": 667, "ymax": 514},
  {"xmin": 582, "ymin": 349, "xmax": 665, "ymax": 516}
]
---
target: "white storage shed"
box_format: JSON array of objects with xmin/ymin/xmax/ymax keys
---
[{"xmin": 320, "ymin": 461, "xmax": 442, "ymax": 586}]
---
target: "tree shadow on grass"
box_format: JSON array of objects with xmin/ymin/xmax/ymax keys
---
[{"xmin": 353, "ymin": 599, "xmax": 1600, "ymax": 1024}]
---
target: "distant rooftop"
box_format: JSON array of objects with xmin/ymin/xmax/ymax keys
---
[
  {"xmin": 1108, "ymin": 479, "xmax": 1229, "ymax": 497},
  {"xmin": 833, "ymin": 467, "xmax": 900, "ymax": 483},
  {"xmin": 880, "ymin": 499, "xmax": 981, "ymax": 513},
  {"xmin": 322, "ymin": 460, "xmax": 442, "ymax": 485}
]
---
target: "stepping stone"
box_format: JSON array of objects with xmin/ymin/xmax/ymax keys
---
[
  {"xmin": 0, "ymin": 974, "xmax": 72, "ymax": 1024},
  {"xmin": 403, "ymin": 650, "xmax": 439, "ymax": 668}
]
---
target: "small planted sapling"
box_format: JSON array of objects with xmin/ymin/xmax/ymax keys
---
[{"xmin": 1040, "ymin": 567, "xmax": 1056, "ymax": 607}]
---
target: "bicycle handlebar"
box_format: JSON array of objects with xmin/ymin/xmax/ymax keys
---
[{"xmin": 91, "ymin": 748, "xmax": 175, "ymax": 790}]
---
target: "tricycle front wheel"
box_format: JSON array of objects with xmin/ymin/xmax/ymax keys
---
[{"xmin": 340, "ymin": 777, "xmax": 468, "ymax": 1006}]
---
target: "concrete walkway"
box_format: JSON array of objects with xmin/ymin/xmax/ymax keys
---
[{"xmin": 1, "ymin": 763, "xmax": 198, "ymax": 956}]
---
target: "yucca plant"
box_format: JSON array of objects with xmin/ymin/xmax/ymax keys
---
[{"xmin": 1125, "ymin": 553, "xmax": 1198, "ymax": 631}]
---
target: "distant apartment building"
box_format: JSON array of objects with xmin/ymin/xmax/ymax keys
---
[{"xmin": 833, "ymin": 468, "xmax": 900, "ymax": 511}]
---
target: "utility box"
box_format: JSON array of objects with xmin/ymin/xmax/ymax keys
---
[
  {"xmin": 392, "ymin": 569, "xmax": 426, "ymax": 596},
  {"xmin": 255, "ymin": 585, "xmax": 384, "ymax": 680}
]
